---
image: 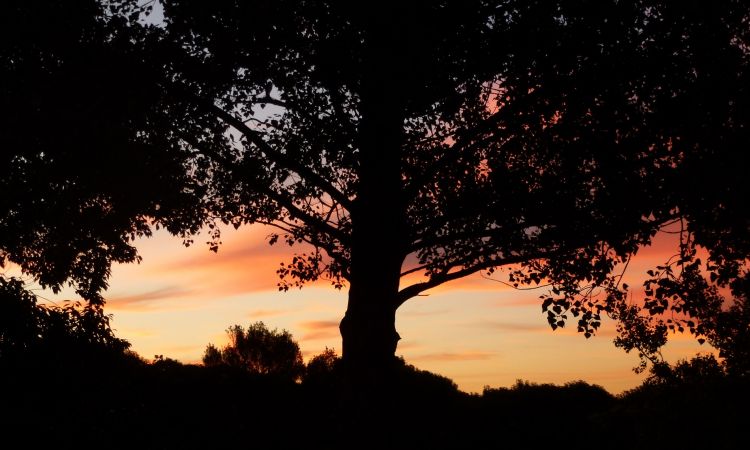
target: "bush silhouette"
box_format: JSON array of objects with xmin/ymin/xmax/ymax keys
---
[
  {"xmin": 305, "ymin": 347, "xmax": 340, "ymax": 382},
  {"xmin": 203, "ymin": 321, "xmax": 304, "ymax": 381}
]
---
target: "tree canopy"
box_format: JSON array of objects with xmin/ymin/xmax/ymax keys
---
[
  {"xmin": 150, "ymin": 0, "xmax": 750, "ymax": 370},
  {"xmin": 0, "ymin": 0, "xmax": 214, "ymax": 302},
  {"xmin": 2, "ymin": 0, "xmax": 748, "ymax": 375},
  {"xmin": 203, "ymin": 321, "xmax": 305, "ymax": 381}
]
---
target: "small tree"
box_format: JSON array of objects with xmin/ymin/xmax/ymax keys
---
[
  {"xmin": 304, "ymin": 347, "xmax": 341, "ymax": 387},
  {"xmin": 203, "ymin": 321, "xmax": 304, "ymax": 381}
]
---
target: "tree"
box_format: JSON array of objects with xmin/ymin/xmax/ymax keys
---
[
  {"xmin": 202, "ymin": 321, "xmax": 305, "ymax": 381},
  {"xmin": 0, "ymin": 0, "xmax": 216, "ymax": 304},
  {"xmin": 306, "ymin": 348, "xmax": 340, "ymax": 378},
  {"xmin": 142, "ymin": 0, "xmax": 750, "ymax": 378},
  {"xmin": 614, "ymin": 246, "xmax": 750, "ymax": 375},
  {"xmin": 5, "ymin": 1, "xmax": 747, "ymax": 382}
]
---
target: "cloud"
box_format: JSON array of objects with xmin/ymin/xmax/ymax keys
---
[
  {"xmin": 141, "ymin": 237, "xmax": 333, "ymax": 298},
  {"xmin": 106, "ymin": 285, "xmax": 192, "ymax": 310},
  {"xmin": 117, "ymin": 328, "xmax": 158, "ymax": 338},
  {"xmin": 479, "ymin": 320, "xmax": 548, "ymax": 333},
  {"xmin": 399, "ymin": 308, "xmax": 449, "ymax": 318},
  {"xmin": 153, "ymin": 225, "xmax": 311, "ymax": 276},
  {"xmin": 398, "ymin": 340, "xmax": 420, "ymax": 351},
  {"xmin": 301, "ymin": 330, "xmax": 340, "ymax": 341},
  {"xmin": 247, "ymin": 309, "xmax": 286, "ymax": 319},
  {"xmin": 298, "ymin": 320, "xmax": 340, "ymax": 341},
  {"xmin": 491, "ymin": 296, "xmax": 546, "ymax": 308},
  {"xmin": 408, "ymin": 351, "xmax": 494, "ymax": 362},
  {"xmin": 299, "ymin": 320, "xmax": 340, "ymax": 331}
]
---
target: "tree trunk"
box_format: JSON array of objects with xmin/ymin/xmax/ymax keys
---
[
  {"xmin": 337, "ymin": 80, "xmax": 405, "ymax": 441},
  {"xmin": 339, "ymin": 7, "xmax": 407, "ymax": 383}
]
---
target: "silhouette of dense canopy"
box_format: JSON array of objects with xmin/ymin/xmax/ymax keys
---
[
  {"xmin": 203, "ymin": 321, "xmax": 305, "ymax": 381},
  {"xmin": 0, "ymin": 0, "xmax": 213, "ymax": 303},
  {"xmin": 149, "ymin": 0, "xmax": 750, "ymax": 372},
  {"xmin": 1, "ymin": 0, "xmax": 748, "ymax": 378}
]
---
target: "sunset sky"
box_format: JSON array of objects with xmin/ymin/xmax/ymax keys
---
[{"xmin": 15, "ymin": 223, "xmax": 710, "ymax": 395}]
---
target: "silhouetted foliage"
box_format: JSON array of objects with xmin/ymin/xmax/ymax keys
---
[
  {"xmin": 613, "ymin": 250, "xmax": 750, "ymax": 374},
  {"xmin": 0, "ymin": 277, "xmax": 129, "ymax": 365},
  {"xmin": 2, "ymin": 4, "xmax": 749, "ymax": 445},
  {"xmin": 3, "ymin": 0, "xmax": 748, "ymax": 386},
  {"xmin": 131, "ymin": 0, "xmax": 750, "ymax": 374},
  {"xmin": 304, "ymin": 347, "xmax": 340, "ymax": 385},
  {"xmin": 603, "ymin": 371, "xmax": 750, "ymax": 450},
  {"xmin": 0, "ymin": 0, "xmax": 214, "ymax": 304},
  {"xmin": 203, "ymin": 321, "xmax": 304, "ymax": 381},
  {"xmin": 645, "ymin": 354, "xmax": 727, "ymax": 386},
  {"xmin": 482, "ymin": 379, "xmax": 615, "ymax": 416}
]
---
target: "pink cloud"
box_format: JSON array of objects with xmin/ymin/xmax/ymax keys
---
[
  {"xmin": 301, "ymin": 330, "xmax": 340, "ymax": 341},
  {"xmin": 106, "ymin": 285, "xmax": 192, "ymax": 310},
  {"xmin": 298, "ymin": 320, "xmax": 340, "ymax": 341},
  {"xmin": 409, "ymin": 351, "xmax": 495, "ymax": 362},
  {"xmin": 299, "ymin": 320, "xmax": 340, "ymax": 331},
  {"xmin": 398, "ymin": 340, "xmax": 421, "ymax": 351}
]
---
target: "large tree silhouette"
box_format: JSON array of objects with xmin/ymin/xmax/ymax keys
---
[
  {"xmin": 147, "ymin": 0, "xmax": 750, "ymax": 375},
  {"xmin": 4, "ymin": 1, "xmax": 748, "ymax": 380}
]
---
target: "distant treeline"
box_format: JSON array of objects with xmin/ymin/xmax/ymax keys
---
[{"xmin": 1, "ymin": 310, "xmax": 747, "ymax": 449}]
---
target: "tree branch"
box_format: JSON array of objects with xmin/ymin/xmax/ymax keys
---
[
  {"xmin": 400, "ymin": 264, "xmax": 430, "ymax": 277},
  {"xmin": 396, "ymin": 254, "xmax": 534, "ymax": 307},
  {"xmin": 208, "ymin": 103, "xmax": 354, "ymax": 211},
  {"xmin": 257, "ymin": 218, "xmax": 345, "ymax": 267},
  {"xmin": 251, "ymin": 96, "xmax": 287, "ymax": 108},
  {"xmin": 174, "ymin": 130, "xmax": 350, "ymax": 245},
  {"xmin": 169, "ymin": 82, "xmax": 354, "ymax": 211},
  {"xmin": 405, "ymin": 87, "xmax": 543, "ymax": 195},
  {"xmin": 265, "ymin": 189, "xmax": 350, "ymax": 245}
]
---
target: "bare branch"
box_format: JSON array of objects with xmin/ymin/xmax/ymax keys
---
[
  {"xmin": 251, "ymin": 96, "xmax": 287, "ymax": 108},
  {"xmin": 177, "ymin": 87, "xmax": 354, "ymax": 211},
  {"xmin": 210, "ymin": 104, "xmax": 353, "ymax": 211},
  {"xmin": 395, "ymin": 253, "xmax": 535, "ymax": 307},
  {"xmin": 175, "ymin": 131, "xmax": 349, "ymax": 244},
  {"xmin": 400, "ymin": 264, "xmax": 429, "ymax": 277},
  {"xmin": 266, "ymin": 191, "xmax": 350, "ymax": 244}
]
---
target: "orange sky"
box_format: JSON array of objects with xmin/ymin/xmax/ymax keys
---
[{"xmin": 20, "ymin": 223, "xmax": 711, "ymax": 394}]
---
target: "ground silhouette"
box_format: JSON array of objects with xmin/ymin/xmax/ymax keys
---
[{"xmin": 2, "ymin": 314, "xmax": 748, "ymax": 449}]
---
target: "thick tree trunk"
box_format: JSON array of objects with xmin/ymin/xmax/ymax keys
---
[{"xmin": 339, "ymin": 7, "xmax": 407, "ymax": 382}]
